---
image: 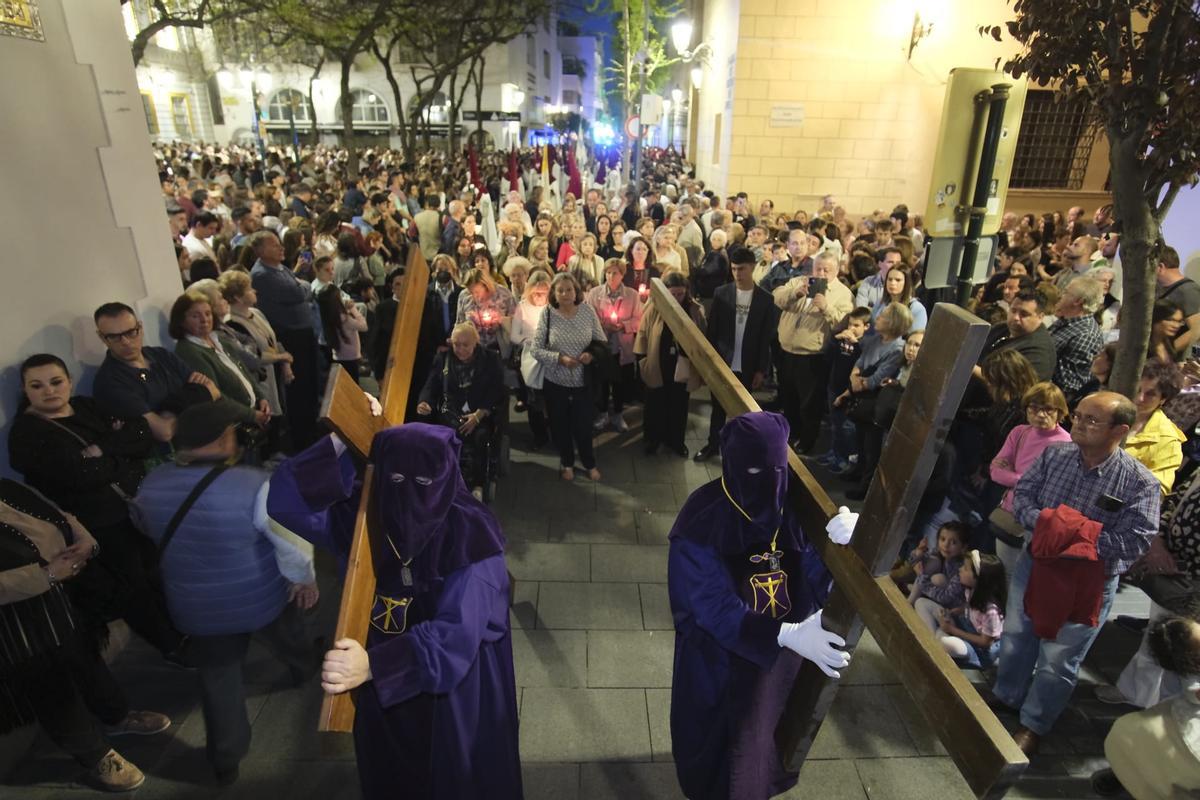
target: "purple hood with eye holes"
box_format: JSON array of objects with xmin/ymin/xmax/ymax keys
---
[
  {"xmin": 669, "ymin": 411, "xmax": 804, "ymax": 556},
  {"xmin": 370, "ymin": 423, "xmax": 505, "ymax": 581}
]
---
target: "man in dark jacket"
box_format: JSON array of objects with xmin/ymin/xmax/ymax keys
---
[
  {"xmin": 978, "ymin": 289, "xmax": 1057, "ymax": 382},
  {"xmin": 416, "ymin": 324, "xmax": 505, "ymax": 499},
  {"xmin": 695, "ymin": 246, "xmax": 776, "ymax": 462}
]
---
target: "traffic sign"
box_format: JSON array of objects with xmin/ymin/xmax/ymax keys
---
[{"xmin": 624, "ymin": 115, "xmax": 640, "ymax": 139}]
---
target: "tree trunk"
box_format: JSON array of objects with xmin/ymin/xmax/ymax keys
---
[
  {"xmin": 447, "ymin": 69, "xmax": 461, "ymax": 156},
  {"xmin": 340, "ymin": 54, "xmax": 358, "ymax": 175},
  {"xmin": 474, "ymin": 55, "xmax": 486, "ymax": 145},
  {"xmin": 375, "ymin": 43, "xmax": 412, "ymax": 161},
  {"xmin": 306, "ymin": 58, "xmax": 324, "ymax": 147},
  {"xmin": 1106, "ymin": 128, "xmax": 1158, "ymax": 399}
]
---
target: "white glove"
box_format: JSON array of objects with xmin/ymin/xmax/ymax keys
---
[
  {"xmin": 777, "ymin": 610, "xmax": 851, "ymax": 678},
  {"xmin": 364, "ymin": 392, "xmax": 383, "ymax": 417},
  {"xmin": 826, "ymin": 506, "xmax": 858, "ymax": 546}
]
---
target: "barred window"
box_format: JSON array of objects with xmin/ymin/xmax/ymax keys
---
[
  {"xmin": 266, "ymin": 89, "xmax": 311, "ymax": 123},
  {"xmin": 1010, "ymin": 90, "xmax": 1098, "ymax": 190}
]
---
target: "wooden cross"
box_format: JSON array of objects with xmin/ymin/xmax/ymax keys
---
[
  {"xmin": 314, "ymin": 248, "xmax": 430, "ymax": 733},
  {"xmin": 648, "ymin": 278, "xmax": 1028, "ymax": 799}
]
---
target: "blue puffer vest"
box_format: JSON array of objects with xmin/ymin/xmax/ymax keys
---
[{"xmin": 134, "ymin": 463, "xmax": 289, "ymax": 636}]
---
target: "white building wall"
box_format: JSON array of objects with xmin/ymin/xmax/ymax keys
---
[{"xmin": 130, "ymin": 17, "xmax": 565, "ymax": 151}]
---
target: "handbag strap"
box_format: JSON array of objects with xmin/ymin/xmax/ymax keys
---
[
  {"xmin": 41, "ymin": 416, "xmax": 132, "ymax": 502},
  {"xmin": 158, "ymin": 465, "xmax": 229, "ymax": 557}
]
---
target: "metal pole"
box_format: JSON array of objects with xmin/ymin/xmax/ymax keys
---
[
  {"xmin": 251, "ymin": 78, "xmax": 266, "ymax": 160},
  {"xmin": 631, "ymin": 1, "xmax": 650, "ymax": 189},
  {"xmin": 956, "ymin": 83, "xmax": 1010, "ymax": 307}
]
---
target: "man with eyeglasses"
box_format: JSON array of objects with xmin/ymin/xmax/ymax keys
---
[
  {"xmin": 92, "ymin": 302, "xmax": 219, "ymax": 443},
  {"xmin": 991, "ymin": 391, "xmax": 1160, "ymax": 756}
]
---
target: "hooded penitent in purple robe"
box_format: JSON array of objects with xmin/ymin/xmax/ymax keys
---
[
  {"xmin": 267, "ymin": 425, "xmax": 522, "ymax": 800},
  {"xmin": 668, "ymin": 411, "xmax": 832, "ymax": 800}
]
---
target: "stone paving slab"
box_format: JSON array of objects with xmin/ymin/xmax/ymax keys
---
[
  {"xmin": 537, "ymin": 581, "xmax": 646, "ymax": 630},
  {"xmin": 596, "ymin": 481, "xmax": 682, "ymax": 513},
  {"xmin": 521, "ymin": 763, "xmax": 581, "ymax": 800},
  {"xmin": 855, "ymin": 757, "xmax": 974, "ymax": 800},
  {"xmin": 507, "ymin": 541, "xmax": 591, "ymax": 582},
  {"xmin": 632, "ymin": 510, "xmax": 677, "ymax": 545},
  {"xmin": 578, "ymin": 761, "xmax": 685, "ymax": 800},
  {"xmin": 809, "ymin": 686, "xmax": 921, "ymax": 759},
  {"xmin": 546, "ymin": 510, "xmax": 640, "ymax": 544},
  {"xmin": 590, "ymin": 543, "xmax": 669, "ymax": 583},
  {"xmin": 512, "ymin": 628, "xmax": 588, "ymax": 688},
  {"xmin": 519, "ymin": 688, "xmax": 651, "ymax": 762},
  {"xmin": 780, "ymin": 760, "xmax": 870, "ymax": 800},
  {"xmin": 638, "ymin": 583, "xmax": 674, "ymax": 630},
  {"xmin": 510, "ymin": 577, "xmax": 541, "ymax": 630},
  {"xmin": 646, "ymin": 688, "xmax": 673, "ymax": 762},
  {"xmin": 587, "ymin": 630, "xmax": 674, "ymax": 688}
]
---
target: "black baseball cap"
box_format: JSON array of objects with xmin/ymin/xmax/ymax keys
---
[{"xmin": 174, "ymin": 401, "xmax": 244, "ymax": 450}]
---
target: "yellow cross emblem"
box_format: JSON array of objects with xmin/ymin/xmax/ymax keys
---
[
  {"xmin": 370, "ymin": 594, "xmax": 412, "ymax": 635},
  {"xmin": 749, "ymin": 570, "xmax": 791, "ymax": 619}
]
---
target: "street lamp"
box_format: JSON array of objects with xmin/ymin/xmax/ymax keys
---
[
  {"xmin": 690, "ymin": 67, "xmax": 704, "ymax": 89},
  {"xmin": 670, "ymin": 20, "xmax": 694, "ymax": 56}
]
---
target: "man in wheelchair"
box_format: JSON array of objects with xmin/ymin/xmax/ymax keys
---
[{"xmin": 416, "ymin": 323, "xmax": 505, "ymax": 501}]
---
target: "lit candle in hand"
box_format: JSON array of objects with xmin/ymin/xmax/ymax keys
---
[
  {"xmin": 609, "ymin": 309, "xmax": 618, "ymax": 322},
  {"xmin": 481, "ymin": 310, "xmax": 494, "ymax": 325},
  {"xmin": 638, "ymin": 284, "xmax": 649, "ymax": 299}
]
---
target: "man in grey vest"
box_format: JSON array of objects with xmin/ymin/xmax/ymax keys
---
[{"xmin": 131, "ymin": 402, "xmax": 319, "ymax": 786}]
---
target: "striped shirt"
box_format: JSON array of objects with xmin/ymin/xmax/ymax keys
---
[{"xmin": 1013, "ymin": 442, "xmax": 1159, "ymax": 575}]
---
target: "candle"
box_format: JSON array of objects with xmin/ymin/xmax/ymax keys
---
[
  {"xmin": 609, "ymin": 309, "xmax": 618, "ymax": 322},
  {"xmin": 638, "ymin": 284, "xmax": 649, "ymax": 298},
  {"xmin": 481, "ymin": 310, "xmax": 494, "ymax": 324}
]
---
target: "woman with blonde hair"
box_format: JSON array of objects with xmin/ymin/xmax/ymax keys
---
[
  {"xmin": 634, "ymin": 271, "xmax": 706, "ymax": 456},
  {"xmin": 528, "ymin": 236, "xmax": 553, "ymax": 274},
  {"xmin": 653, "ymin": 224, "xmax": 686, "ymax": 275},
  {"xmin": 586, "ymin": 259, "xmax": 642, "ymax": 432},
  {"xmin": 456, "ymin": 268, "xmax": 516, "ymax": 354},
  {"xmin": 219, "ymin": 270, "xmax": 293, "ymax": 417},
  {"xmin": 511, "ymin": 270, "xmax": 553, "ymax": 446},
  {"xmin": 555, "ymin": 214, "xmax": 586, "ymax": 270},
  {"xmin": 566, "ymin": 233, "xmax": 605, "ymax": 290}
]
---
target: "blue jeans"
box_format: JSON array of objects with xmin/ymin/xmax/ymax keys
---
[
  {"xmin": 952, "ymin": 613, "xmax": 1000, "ymax": 669},
  {"xmin": 992, "ymin": 550, "xmax": 1118, "ymax": 735},
  {"xmin": 825, "ymin": 387, "xmax": 856, "ymax": 460}
]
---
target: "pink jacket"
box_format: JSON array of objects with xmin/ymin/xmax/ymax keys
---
[{"xmin": 990, "ymin": 424, "xmax": 1072, "ymax": 511}]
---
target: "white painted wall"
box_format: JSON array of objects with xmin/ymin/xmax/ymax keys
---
[
  {"xmin": 1162, "ymin": 183, "xmax": 1200, "ymax": 281},
  {"xmin": 692, "ymin": 0, "xmax": 740, "ymax": 195},
  {"xmin": 0, "ymin": 0, "xmax": 180, "ymax": 477}
]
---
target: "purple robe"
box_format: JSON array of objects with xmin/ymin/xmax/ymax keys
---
[
  {"xmin": 268, "ymin": 426, "xmax": 522, "ymax": 800},
  {"xmin": 668, "ymin": 412, "xmax": 832, "ymax": 800}
]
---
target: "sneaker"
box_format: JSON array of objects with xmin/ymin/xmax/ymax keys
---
[
  {"xmin": 103, "ymin": 710, "xmax": 171, "ymax": 737},
  {"xmin": 89, "ymin": 749, "xmax": 145, "ymax": 792},
  {"xmin": 1094, "ymin": 685, "xmax": 1131, "ymax": 705},
  {"xmin": 592, "ymin": 415, "xmax": 609, "ymax": 432},
  {"xmin": 610, "ymin": 412, "xmax": 629, "ymax": 433}
]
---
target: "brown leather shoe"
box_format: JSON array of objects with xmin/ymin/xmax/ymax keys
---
[
  {"xmin": 1011, "ymin": 726, "xmax": 1040, "ymax": 756},
  {"xmin": 88, "ymin": 749, "xmax": 145, "ymax": 792}
]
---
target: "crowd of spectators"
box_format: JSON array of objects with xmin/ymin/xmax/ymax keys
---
[{"xmin": 4, "ymin": 139, "xmax": 1200, "ymax": 793}]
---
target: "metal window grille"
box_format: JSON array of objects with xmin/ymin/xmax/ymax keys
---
[{"xmin": 1010, "ymin": 90, "xmax": 1099, "ymax": 190}]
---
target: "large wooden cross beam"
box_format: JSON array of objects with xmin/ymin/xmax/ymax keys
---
[
  {"xmin": 315, "ymin": 248, "xmax": 430, "ymax": 732},
  {"xmin": 648, "ymin": 278, "xmax": 1027, "ymax": 798}
]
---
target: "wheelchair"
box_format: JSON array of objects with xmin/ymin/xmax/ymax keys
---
[{"xmin": 434, "ymin": 390, "xmax": 510, "ymax": 503}]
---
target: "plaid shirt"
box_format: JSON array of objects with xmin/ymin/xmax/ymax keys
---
[
  {"xmin": 1049, "ymin": 314, "xmax": 1105, "ymax": 397},
  {"xmin": 1014, "ymin": 443, "xmax": 1160, "ymax": 575}
]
